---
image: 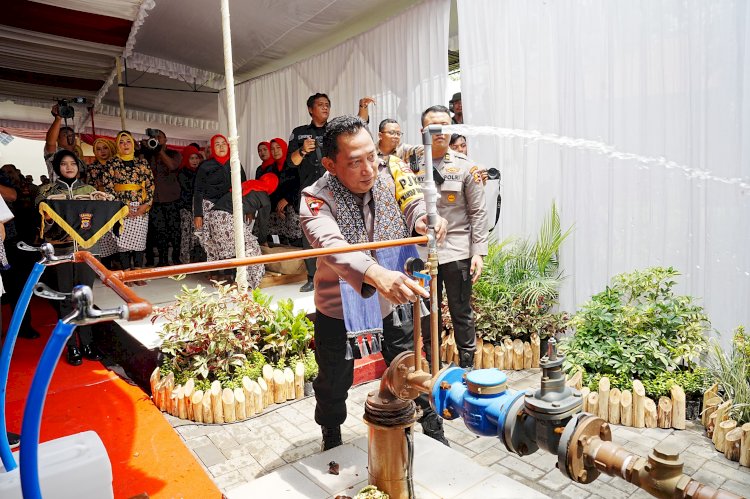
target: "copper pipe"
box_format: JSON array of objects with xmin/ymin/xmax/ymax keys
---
[
  {"xmin": 74, "ymin": 251, "xmax": 152, "ymax": 320},
  {"xmin": 428, "ymin": 254, "xmax": 440, "ymax": 376},
  {"xmin": 365, "ymin": 421, "xmax": 414, "ymax": 498},
  {"xmin": 413, "ymin": 296, "xmax": 422, "ymax": 372},
  {"xmin": 114, "ymin": 236, "xmax": 429, "ymax": 282}
]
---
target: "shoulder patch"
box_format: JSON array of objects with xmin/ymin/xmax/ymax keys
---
[
  {"xmin": 304, "ymin": 195, "xmax": 325, "ymax": 216},
  {"xmin": 469, "ymin": 166, "xmax": 482, "ymax": 184}
]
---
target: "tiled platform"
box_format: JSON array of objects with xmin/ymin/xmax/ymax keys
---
[
  {"xmin": 167, "ymin": 370, "xmax": 750, "ymax": 498},
  {"xmin": 225, "ymin": 433, "xmax": 548, "ymax": 498}
]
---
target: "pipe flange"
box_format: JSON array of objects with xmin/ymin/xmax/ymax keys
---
[
  {"xmin": 560, "ymin": 414, "xmax": 611, "ymax": 484},
  {"xmin": 381, "ymin": 351, "xmax": 429, "ymax": 401}
]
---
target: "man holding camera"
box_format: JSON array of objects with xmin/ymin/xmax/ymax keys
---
[
  {"xmin": 141, "ymin": 129, "xmax": 182, "ymax": 266},
  {"xmin": 44, "ymin": 103, "xmax": 87, "ymax": 180},
  {"xmin": 287, "ymin": 93, "xmax": 374, "ymax": 292}
]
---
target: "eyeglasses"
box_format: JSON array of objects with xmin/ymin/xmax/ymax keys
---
[{"xmin": 383, "ymin": 131, "xmax": 403, "ymax": 137}]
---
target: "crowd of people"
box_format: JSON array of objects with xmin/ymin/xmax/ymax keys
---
[{"xmin": 1, "ymin": 89, "xmax": 489, "ymax": 452}]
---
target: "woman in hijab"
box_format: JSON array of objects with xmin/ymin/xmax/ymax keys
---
[
  {"xmin": 178, "ymin": 145, "xmax": 205, "ymax": 264},
  {"xmin": 35, "ymin": 150, "xmax": 101, "ymax": 365},
  {"xmin": 88, "ymin": 137, "xmax": 119, "ymax": 266},
  {"xmin": 266, "ymin": 138, "xmax": 302, "ymax": 245},
  {"xmin": 102, "ymin": 131, "xmax": 154, "ymax": 282},
  {"xmin": 194, "ymin": 134, "xmax": 264, "ymax": 286},
  {"xmin": 254, "ymin": 141, "xmax": 274, "ymax": 178}
]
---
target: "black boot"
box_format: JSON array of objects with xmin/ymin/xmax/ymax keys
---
[
  {"xmin": 419, "ymin": 411, "xmax": 450, "ymax": 446},
  {"xmin": 321, "ymin": 425, "xmax": 342, "ymax": 451},
  {"xmin": 458, "ymin": 349, "xmax": 474, "ymax": 370},
  {"xmin": 7, "ymin": 432, "xmax": 20, "ymax": 450},
  {"xmin": 66, "ymin": 345, "xmax": 82, "ymax": 366},
  {"xmin": 300, "ymin": 278, "xmax": 315, "ymax": 293}
]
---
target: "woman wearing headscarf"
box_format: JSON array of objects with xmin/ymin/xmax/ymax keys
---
[
  {"xmin": 88, "ymin": 137, "xmax": 119, "ymax": 265},
  {"xmin": 266, "ymin": 138, "xmax": 302, "ymax": 245},
  {"xmin": 102, "ymin": 131, "xmax": 154, "ymax": 281},
  {"xmin": 178, "ymin": 145, "xmax": 205, "ymax": 264},
  {"xmin": 35, "ymin": 150, "xmax": 101, "ymax": 365},
  {"xmin": 194, "ymin": 134, "xmax": 263, "ymax": 285},
  {"xmin": 255, "ymin": 141, "xmax": 274, "ymax": 178}
]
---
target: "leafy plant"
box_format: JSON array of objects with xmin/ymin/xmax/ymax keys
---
[
  {"xmin": 261, "ymin": 298, "xmax": 314, "ymax": 365},
  {"xmin": 705, "ymin": 326, "xmax": 750, "ymax": 424},
  {"xmin": 561, "ymin": 267, "xmax": 709, "ymax": 381},
  {"xmin": 300, "ymin": 349, "xmax": 318, "ymax": 381},
  {"xmin": 471, "ymin": 203, "xmax": 572, "ymax": 342},
  {"xmin": 156, "ymin": 283, "xmax": 272, "ymax": 380}
]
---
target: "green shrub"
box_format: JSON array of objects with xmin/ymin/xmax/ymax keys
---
[
  {"xmin": 473, "ymin": 202, "xmax": 572, "ymax": 342},
  {"xmin": 706, "ymin": 326, "xmax": 750, "ymax": 424},
  {"xmin": 561, "ymin": 267, "xmax": 709, "ymax": 381}
]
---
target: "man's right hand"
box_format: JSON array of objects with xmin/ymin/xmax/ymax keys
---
[
  {"xmin": 194, "ymin": 216, "xmax": 203, "ymax": 229},
  {"xmin": 364, "ymin": 264, "xmax": 428, "ymax": 305},
  {"xmin": 301, "ymin": 138, "xmax": 316, "ymax": 155},
  {"xmin": 51, "ymin": 104, "xmax": 60, "ymax": 118}
]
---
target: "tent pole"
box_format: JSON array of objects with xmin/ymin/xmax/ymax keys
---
[
  {"xmin": 219, "ymin": 0, "xmax": 247, "ymax": 288},
  {"xmin": 115, "ymin": 57, "xmax": 126, "ymax": 130}
]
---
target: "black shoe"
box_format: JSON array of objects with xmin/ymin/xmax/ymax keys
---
[
  {"xmin": 81, "ymin": 344, "xmax": 102, "ymax": 361},
  {"xmin": 66, "ymin": 345, "xmax": 83, "ymax": 366},
  {"xmin": 419, "ymin": 411, "xmax": 450, "ymax": 447},
  {"xmin": 18, "ymin": 328, "xmax": 40, "ymax": 339},
  {"xmin": 7, "ymin": 432, "xmax": 20, "ymax": 450},
  {"xmin": 300, "ymin": 279, "xmax": 315, "ymax": 293},
  {"xmin": 321, "ymin": 426, "xmax": 342, "ymax": 451},
  {"xmin": 458, "ymin": 350, "xmax": 474, "ymax": 370}
]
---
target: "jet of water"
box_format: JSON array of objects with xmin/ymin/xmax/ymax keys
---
[{"xmin": 443, "ymin": 124, "xmax": 750, "ymax": 193}]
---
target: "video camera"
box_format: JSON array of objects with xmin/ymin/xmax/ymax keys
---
[
  {"xmin": 56, "ymin": 97, "xmax": 86, "ymax": 120},
  {"xmin": 143, "ymin": 128, "xmax": 163, "ymax": 151}
]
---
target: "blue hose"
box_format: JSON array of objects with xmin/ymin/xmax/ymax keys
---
[
  {"xmin": 19, "ymin": 320, "xmax": 76, "ymax": 499},
  {"xmin": 0, "ymin": 262, "xmax": 46, "ymax": 472}
]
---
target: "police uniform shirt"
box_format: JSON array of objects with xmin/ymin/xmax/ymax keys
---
[
  {"xmin": 299, "ymin": 158, "xmax": 426, "ymax": 320},
  {"xmin": 287, "ymin": 122, "xmax": 327, "ymax": 191},
  {"xmin": 398, "ymin": 146, "xmax": 488, "ymax": 264}
]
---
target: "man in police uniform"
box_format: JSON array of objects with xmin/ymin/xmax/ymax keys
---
[
  {"xmin": 397, "ymin": 105, "xmax": 488, "ymax": 368},
  {"xmin": 300, "ymin": 115, "xmax": 448, "ymax": 450},
  {"xmin": 376, "ymin": 118, "xmax": 402, "ymax": 159},
  {"xmin": 287, "ymin": 93, "xmax": 375, "ymax": 292}
]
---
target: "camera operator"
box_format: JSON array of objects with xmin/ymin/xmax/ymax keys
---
[
  {"xmin": 140, "ymin": 129, "xmax": 182, "ymax": 266},
  {"xmin": 44, "ymin": 103, "xmax": 87, "ymax": 181}
]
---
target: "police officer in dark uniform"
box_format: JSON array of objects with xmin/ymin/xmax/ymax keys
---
[{"xmin": 287, "ymin": 93, "xmax": 374, "ymax": 292}]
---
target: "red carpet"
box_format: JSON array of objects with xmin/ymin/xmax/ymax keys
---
[{"xmin": 3, "ymin": 298, "xmax": 220, "ymax": 499}]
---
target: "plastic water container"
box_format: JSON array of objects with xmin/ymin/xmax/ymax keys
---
[{"xmin": 0, "ymin": 431, "xmax": 113, "ymax": 499}]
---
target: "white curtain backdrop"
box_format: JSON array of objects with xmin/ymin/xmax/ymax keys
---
[
  {"xmin": 219, "ymin": 0, "xmax": 450, "ymax": 175},
  {"xmin": 458, "ymin": 0, "xmax": 750, "ymax": 347}
]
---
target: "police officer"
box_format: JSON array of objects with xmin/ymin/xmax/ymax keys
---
[
  {"xmin": 376, "ymin": 118, "xmax": 403, "ymax": 159},
  {"xmin": 287, "ymin": 93, "xmax": 375, "ymax": 292},
  {"xmin": 397, "ymin": 105, "xmax": 488, "ymax": 368},
  {"xmin": 299, "ymin": 116, "xmax": 448, "ymax": 450}
]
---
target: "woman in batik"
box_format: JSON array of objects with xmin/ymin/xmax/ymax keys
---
[
  {"xmin": 88, "ymin": 137, "xmax": 119, "ymax": 266},
  {"xmin": 267, "ymin": 138, "xmax": 302, "ymax": 245},
  {"xmin": 103, "ymin": 131, "xmax": 154, "ymax": 281},
  {"xmin": 193, "ymin": 134, "xmax": 264, "ymax": 287},
  {"xmin": 178, "ymin": 145, "xmax": 205, "ymax": 264}
]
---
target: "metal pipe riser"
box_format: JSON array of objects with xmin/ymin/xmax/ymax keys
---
[{"xmin": 364, "ymin": 392, "xmax": 418, "ymax": 499}]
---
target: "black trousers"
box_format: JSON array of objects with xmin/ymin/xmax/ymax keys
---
[
  {"xmin": 54, "ymin": 248, "xmax": 97, "ymax": 347},
  {"xmin": 119, "ymin": 251, "xmax": 144, "ymax": 270},
  {"xmin": 245, "ymin": 191, "xmax": 271, "ymax": 245},
  {"xmin": 151, "ymin": 200, "xmax": 181, "ymax": 265},
  {"xmin": 420, "ymin": 258, "xmax": 476, "ymax": 357},
  {"xmin": 302, "ymin": 234, "xmax": 316, "ymax": 279},
  {"xmin": 313, "ymin": 309, "xmax": 432, "ymax": 427}
]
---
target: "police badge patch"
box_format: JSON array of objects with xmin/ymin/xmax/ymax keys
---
[
  {"xmin": 305, "ymin": 195, "xmax": 324, "ymax": 216},
  {"xmin": 80, "ymin": 213, "xmax": 93, "ymax": 229}
]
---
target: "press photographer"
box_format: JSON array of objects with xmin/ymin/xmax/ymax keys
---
[
  {"xmin": 139, "ymin": 128, "xmax": 182, "ymax": 266},
  {"xmin": 44, "ymin": 99, "xmax": 87, "ymax": 180}
]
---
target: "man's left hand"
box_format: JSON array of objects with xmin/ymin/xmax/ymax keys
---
[
  {"xmin": 470, "ymin": 254, "xmax": 484, "ymax": 283},
  {"xmin": 415, "ymin": 215, "xmax": 447, "ymax": 244},
  {"xmin": 359, "ymin": 96, "xmax": 376, "ymax": 108}
]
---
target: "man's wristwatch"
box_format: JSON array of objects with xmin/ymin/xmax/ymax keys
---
[{"xmin": 299, "ymin": 148, "xmax": 307, "ymax": 157}]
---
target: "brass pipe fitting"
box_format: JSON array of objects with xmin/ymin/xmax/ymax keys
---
[
  {"xmin": 565, "ymin": 415, "xmax": 744, "ymax": 499},
  {"xmin": 427, "ymin": 254, "xmax": 440, "ymax": 377}
]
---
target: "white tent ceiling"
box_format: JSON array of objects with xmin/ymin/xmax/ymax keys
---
[{"xmin": 0, "ymin": 0, "xmax": 427, "ymax": 142}]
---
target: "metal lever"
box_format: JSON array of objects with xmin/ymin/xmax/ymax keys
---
[
  {"xmin": 33, "ymin": 282, "xmax": 69, "ymax": 301},
  {"xmin": 16, "ymin": 242, "xmax": 74, "ymax": 266},
  {"xmin": 63, "ymin": 285, "xmax": 128, "ymax": 325}
]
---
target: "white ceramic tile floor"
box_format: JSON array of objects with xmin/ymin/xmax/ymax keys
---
[{"xmin": 225, "ymin": 433, "xmax": 548, "ymax": 498}]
